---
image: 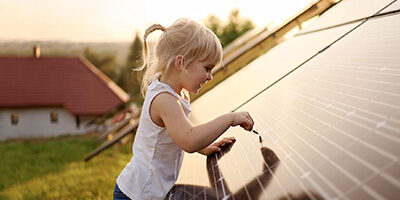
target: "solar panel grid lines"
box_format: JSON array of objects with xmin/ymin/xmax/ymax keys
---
[
  {"xmin": 291, "ymin": 85, "xmax": 400, "ymax": 142},
  {"xmin": 182, "ymin": 158, "xmax": 189, "ymax": 200},
  {"xmin": 210, "ymin": 154, "xmax": 226, "ymax": 199},
  {"xmin": 227, "ymin": 146, "xmax": 253, "ymax": 199},
  {"xmin": 360, "ymin": 161, "xmax": 400, "ymax": 199},
  {"xmin": 262, "ymin": 90, "xmax": 394, "ymax": 198},
  {"xmin": 310, "ymin": 75, "xmax": 395, "ymax": 101},
  {"xmin": 217, "ymin": 150, "xmax": 249, "ymax": 199},
  {"xmin": 209, "ymin": 158, "xmax": 219, "ymax": 199},
  {"xmin": 286, "ymin": 88, "xmax": 399, "ymax": 162},
  {"xmin": 294, "ymin": 81, "xmax": 388, "ymax": 126},
  {"xmin": 238, "ymin": 128, "xmax": 319, "ymax": 200},
  {"xmin": 286, "ymin": 86, "xmax": 396, "ymax": 167},
  {"xmin": 203, "ymin": 156, "xmax": 211, "ymax": 200},
  {"xmin": 184, "ymin": 157, "xmax": 207, "ymax": 200},
  {"xmin": 305, "ymin": 66, "xmax": 400, "ymax": 100},
  {"xmin": 252, "ymin": 110, "xmax": 343, "ymax": 199},
  {"xmin": 382, "ymin": 162, "xmax": 400, "ymax": 186},
  {"xmin": 292, "ymin": 89, "xmax": 400, "ymax": 153},
  {"xmin": 258, "ymin": 109, "xmax": 380, "ymax": 200},
  {"xmin": 290, "ymin": 91, "xmax": 400, "ymax": 156},
  {"xmin": 180, "ymin": 156, "xmax": 195, "ymax": 200},
  {"xmin": 260, "ymin": 94, "xmax": 372, "ymax": 171},
  {"xmin": 245, "ymin": 88, "xmax": 398, "ymax": 198},
  {"xmin": 234, "ymin": 137, "xmax": 290, "ymax": 200},
  {"xmin": 254, "ymin": 125, "xmax": 333, "ymax": 199},
  {"xmin": 205, "ymin": 144, "xmax": 255, "ymax": 200},
  {"xmin": 216, "ymin": 153, "xmax": 231, "ymax": 199},
  {"xmin": 248, "ymin": 13, "xmax": 398, "ymax": 198},
  {"xmin": 262, "ymin": 100, "xmax": 370, "ymax": 192},
  {"xmin": 292, "ymin": 106, "xmax": 396, "ymax": 188}
]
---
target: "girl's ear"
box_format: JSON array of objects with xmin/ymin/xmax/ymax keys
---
[{"xmin": 174, "ymin": 55, "xmax": 185, "ymax": 71}]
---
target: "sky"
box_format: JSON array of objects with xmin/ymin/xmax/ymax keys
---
[{"xmin": 0, "ymin": 0, "xmax": 315, "ymax": 42}]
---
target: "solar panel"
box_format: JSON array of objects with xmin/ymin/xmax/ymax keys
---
[
  {"xmin": 380, "ymin": 0, "xmax": 400, "ymax": 14},
  {"xmin": 298, "ymin": 0, "xmax": 394, "ymax": 33},
  {"xmin": 173, "ymin": 0, "xmax": 400, "ymax": 199}
]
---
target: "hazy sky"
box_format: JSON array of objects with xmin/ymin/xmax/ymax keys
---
[{"xmin": 0, "ymin": 0, "xmax": 315, "ymax": 42}]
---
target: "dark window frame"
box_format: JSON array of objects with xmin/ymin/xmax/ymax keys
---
[
  {"xmin": 11, "ymin": 113, "xmax": 19, "ymax": 125},
  {"xmin": 50, "ymin": 111, "xmax": 58, "ymax": 123},
  {"xmin": 76, "ymin": 116, "xmax": 80, "ymax": 128}
]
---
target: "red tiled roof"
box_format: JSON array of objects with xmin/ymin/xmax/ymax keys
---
[{"xmin": 0, "ymin": 56, "xmax": 129, "ymax": 116}]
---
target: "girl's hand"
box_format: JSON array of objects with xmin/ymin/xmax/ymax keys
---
[
  {"xmin": 199, "ymin": 137, "xmax": 236, "ymax": 156},
  {"xmin": 231, "ymin": 111, "xmax": 254, "ymax": 131}
]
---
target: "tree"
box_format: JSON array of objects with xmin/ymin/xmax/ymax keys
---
[
  {"xmin": 204, "ymin": 8, "xmax": 255, "ymax": 47},
  {"xmin": 118, "ymin": 32, "xmax": 144, "ymax": 105},
  {"xmin": 203, "ymin": 14, "xmax": 222, "ymax": 38},
  {"xmin": 83, "ymin": 47, "xmax": 119, "ymax": 82}
]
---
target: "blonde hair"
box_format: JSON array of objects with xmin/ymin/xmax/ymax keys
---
[{"xmin": 137, "ymin": 18, "xmax": 223, "ymax": 97}]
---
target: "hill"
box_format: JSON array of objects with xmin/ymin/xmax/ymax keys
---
[{"xmin": 0, "ymin": 40, "xmax": 131, "ymax": 65}]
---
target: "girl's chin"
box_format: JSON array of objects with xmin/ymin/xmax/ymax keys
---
[
  {"xmin": 188, "ymin": 89, "xmax": 200, "ymax": 94},
  {"xmin": 186, "ymin": 84, "xmax": 202, "ymax": 94}
]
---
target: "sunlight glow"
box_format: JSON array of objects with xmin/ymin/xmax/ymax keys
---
[{"xmin": 0, "ymin": 0, "xmax": 315, "ymax": 42}]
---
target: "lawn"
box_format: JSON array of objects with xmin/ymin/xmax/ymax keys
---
[{"xmin": 0, "ymin": 133, "xmax": 132, "ymax": 200}]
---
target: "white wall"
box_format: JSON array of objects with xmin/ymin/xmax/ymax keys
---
[{"xmin": 0, "ymin": 107, "xmax": 96, "ymax": 140}]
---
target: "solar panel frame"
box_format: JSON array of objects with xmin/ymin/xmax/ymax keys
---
[{"xmin": 297, "ymin": 0, "xmax": 395, "ymax": 34}]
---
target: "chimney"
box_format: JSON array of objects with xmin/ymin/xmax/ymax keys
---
[{"xmin": 33, "ymin": 45, "xmax": 40, "ymax": 58}]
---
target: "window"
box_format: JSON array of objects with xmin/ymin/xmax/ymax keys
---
[
  {"xmin": 50, "ymin": 111, "xmax": 58, "ymax": 123},
  {"xmin": 76, "ymin": 116, "xmax": 80, "ymax": 128},
  {"xmin": 11, "ymin": 113, "xmax": 18, "ymax": 125}
]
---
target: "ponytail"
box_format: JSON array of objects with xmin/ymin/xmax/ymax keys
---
[
  {"xmin": 135, "ymin": 24, "xmax": 166, "ymax": 72},
  {"xmin": 135, "ymin": 24, "xmax": 166, "ymax": 97}
]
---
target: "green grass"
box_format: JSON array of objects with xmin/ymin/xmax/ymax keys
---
[{"xmin": 0, "ymin": 133, "xmax": 132, "ymax": 200}]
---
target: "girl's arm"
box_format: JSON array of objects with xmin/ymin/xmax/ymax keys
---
[{"xmin": 152, "ymin": 92, "xmax": 254, "ymax": 153}]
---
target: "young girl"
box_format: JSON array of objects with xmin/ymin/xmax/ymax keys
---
[{"xmin": 114, "ymin": 18, "xmax": 254, "ymax": 200}]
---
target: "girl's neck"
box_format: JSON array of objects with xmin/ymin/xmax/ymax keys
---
[{"xmin": 159, "ymin": 73, "xmax": 183, "ymax": 96}]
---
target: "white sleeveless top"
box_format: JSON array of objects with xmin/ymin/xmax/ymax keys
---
[{"xmin": 116, "ymin": 78, "xmax": 191, "ymax": 200}]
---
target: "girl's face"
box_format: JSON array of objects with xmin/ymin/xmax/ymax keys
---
[{"xmin": 181, "ymin": 59, "xmax": 215, "ymax": 94}]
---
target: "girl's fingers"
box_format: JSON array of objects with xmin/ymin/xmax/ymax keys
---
[
  {"xmin": 213, "ymin": 140, "xmax": 225, "ymax": 147},
  {"xmin": 215, "ymin": 137, "xmax": 236, "ymax": 148},
  {"xmin": 207, "ymin": 146, "xmax": 221, "ymax": 155},
  {"xmin": 212, "ymin": 146, "xmax": 221, "ymax": 152},
  {"xmin": 241, "ymin": 121, "xmax": 252, "ymax": 131},
  {"xmin": 222, "ymin": 137, "xmax": 235, "ymax": 142},
  {"xmin": 243, "ymin": 112, "xmax": 254, "ymax": 130},
  {"xmin": 224, "ymin": 137, "xmax": 235, "ymax": 141}
]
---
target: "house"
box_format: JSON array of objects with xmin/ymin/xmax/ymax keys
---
[{"xmin": 0, "ymin": 46, "xmax": 129, "ymax": 140}]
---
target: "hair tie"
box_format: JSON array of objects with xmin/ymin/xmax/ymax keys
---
[{"xmin": 143, "ymin": 24, "xmax": 166, "ymax": 41}]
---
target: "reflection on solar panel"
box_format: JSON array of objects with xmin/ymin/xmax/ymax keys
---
[{"xmin": 174, "ymin": 0, "xmax": 400, "ymax": 199}]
